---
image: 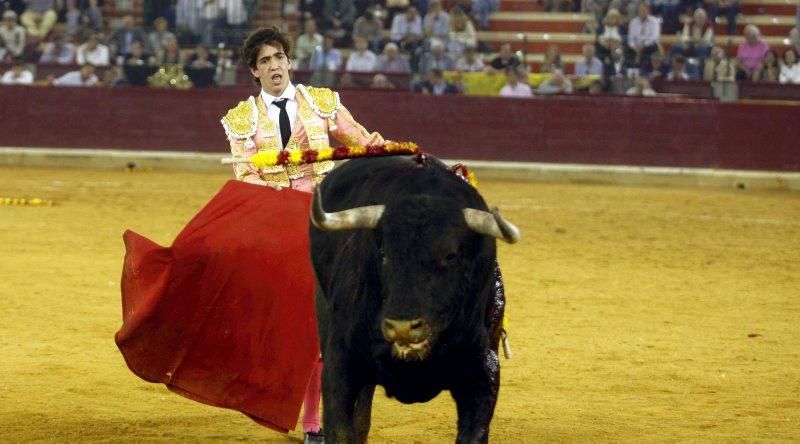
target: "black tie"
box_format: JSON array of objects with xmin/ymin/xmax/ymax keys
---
[{"xmin": 272, "ymin": 98, "xmax": 291, "ymax": 149}]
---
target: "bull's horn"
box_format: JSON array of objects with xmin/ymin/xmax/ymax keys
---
[
  {"xmin": 463, "ymin": 207, "xmax": 521, "ymax": 244},
  {"xmin": 311, "ymin": 188, "xmax": 385, "ymax": 231}
]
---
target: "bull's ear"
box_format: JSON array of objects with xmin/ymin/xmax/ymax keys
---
[
  {"xmin": 463, "ymin": 207, "xmax": 521, "ymax": 244},
  {"xmin": 311, "ymin": 188, "xmax": 386, "ymax": 231}
]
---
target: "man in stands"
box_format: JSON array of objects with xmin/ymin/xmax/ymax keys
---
[
  {"xmin": 499, "ymin": 66, "xmax": 533, "ymax": 97},
  {"xmin": 1, "ymin": 56, "xmax": 33, "ymax": 84},
  {"xmin": 574, "ymin": 43, "xmax": 603, "ymax": 77},
  {"xmin": 20, "ymin": 0, "xmax": 57, "ymax": 39},
  {"xmin": 413, "ymin": 68, "xmax": 458, "ymax": 95},
  {"xmin": 627, "ymin": 2, "xmax": 660, "ymax": 70},
  {"xmin": 345, "ymin": 36, "xmax": 377, "ymax": 72},
  {"xmin": 736, "ymin": 24, "xmax": 769, "ymax": 80},
  {"xmin": 390, "ymin": 5, "xmax": 422, "ymax": 53},
  {"xmin": 77, "ymin": 32, "xmax": 110, "ymax": 66},
  {"xmin": 51, "ymin": 63, "xmax": 98, "ymax": 86},
  {"xmin": 0, "ymin": 10, "xmax": 25, "ymax": 61},
  {"xmin": 108, "ymin": 15, "xmax": 149, "ymax": 59},
  {"xmin": 39, "ymin": 34, "xmax": 75, "ymax": 64}
]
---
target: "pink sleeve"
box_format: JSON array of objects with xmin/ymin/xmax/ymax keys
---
[
  {"xmin": 329, "ymin": 105, "xmax": 385, "ymax": 147},
  {"xmin": 229, "ymin": 137, "xmax": 270, "ymax": 186}
]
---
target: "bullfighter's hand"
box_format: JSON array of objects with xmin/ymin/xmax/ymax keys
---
[{"xmin": 366, "ymin": 132, "xmax": 386, "ymax": 148}]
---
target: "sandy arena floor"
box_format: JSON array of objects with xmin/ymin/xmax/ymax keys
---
[{"xmin": 1, "ymin": 166, "xmax": 798, "ymax": 442}]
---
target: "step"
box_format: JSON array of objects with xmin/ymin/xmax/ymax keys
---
[
  {"xmin": 741, "ymin": 0, "xmax": 798, "ymax": 15},
  {"xmin": 487, "ymin": 12, "xmax": 589, "ymax": 32},
  {"xmin": 497, "ymin": 0, "xmax": 548, "ymax": 13}
]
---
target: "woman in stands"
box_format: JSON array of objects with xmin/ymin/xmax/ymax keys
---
[{"xmin": 779, "ymin": 47, "xmax": 800, "ymax": 84}]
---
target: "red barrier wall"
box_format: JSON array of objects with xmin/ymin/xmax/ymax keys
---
[{"xmin": 1, "ymin": 85, "xmax": 798, "ymax": 171}]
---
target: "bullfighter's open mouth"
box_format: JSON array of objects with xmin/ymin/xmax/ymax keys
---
[{"xmin": 391, "ymin": 338, "xmax": 431, "ymax": 361}]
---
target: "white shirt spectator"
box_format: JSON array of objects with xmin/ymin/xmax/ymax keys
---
[
  {"xmin": 200, "ymin": 0, "xmax": 220, "ymax": 20},
  {"xmin": 499, "ymin": 82, "xmax": 533, "ymax": 97},
  {"xmin": 53, "ymin": 70, "xmax": 99, "ymax": 86},
  {"xmin": 667, "ymin": 71, "xmax": 689, "ymax": 80},
  {"xmin": 423, "ymin": 10, "xmax": 450, "ymax": 40},
  {"xmin": 1, "ymin": 68, "xmax": 34, "ymax": 84},
  {"xmin": 346, "ymin": 50, "xmax": 377, "ymax": 72},
  {"xmin": 779, "ymin": 63, "xmax": 800, "ymax": 84},
  {"xmin": 221, "ymin": 0, "xmax": 247, "ymax": 25},
  {"xmin": 575, "ymin": 57, "xmax": 603, "ymax": 76},
  {"xmin": 39, "ymin": 42, "xmax": 76, "ymax": 64},
  {"xmin": 76, "ymin": 42, "xmax": 110, "ymax": 66},
  {"xmin": 0, "ymin": 22, "xmax": 26, "ymax": 57},
  {"xmin": 455, "ymin": 53, "xmax": 485, "ymax": 72},
  {"xmin": 628, "ymin": 15, "xmax": 660, "ymax": 48},
  {"xmin": 390, "ymin": 13, "xmax": 422, "ymax": 42}
]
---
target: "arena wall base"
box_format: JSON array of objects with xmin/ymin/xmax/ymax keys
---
[{"xmin": 2, "ymin": 147, "xmax": 799, "ymax": 191}]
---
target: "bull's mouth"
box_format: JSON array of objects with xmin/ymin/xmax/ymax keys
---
[{"xmin": 390, "ymin": 337, "xmax": 432, "ymax": 361}]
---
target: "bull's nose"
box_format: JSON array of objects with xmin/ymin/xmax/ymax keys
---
[{"xmin": 382, "ymin": 318, "xmax": 430, "ymax": 342}]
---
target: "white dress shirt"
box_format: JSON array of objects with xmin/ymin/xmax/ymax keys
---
[
  {"xmin": 260, "ymin": 82, "xmax": 298, "ymax": 132},
  {"xmin": 346, "ymin": 50, "xmax": 377, "ymax": 72},
  {"xmin": 1, "ymin": 69, "xmax": 34, "ymax": 85},
  {"xmin": 76, "ymin": 43, "xmax": 110, "ymax": 66},
  {"xmin": 628, "ymin": 15, "xmax": 660, "ymax": 48}
]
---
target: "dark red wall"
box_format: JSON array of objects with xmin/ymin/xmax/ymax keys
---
[{"xmin": 1, "ymin": 85, "xmax": 798, "ymax": 171}]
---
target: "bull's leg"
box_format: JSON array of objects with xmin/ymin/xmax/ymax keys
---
[
  {"xmin": 353, "ymin": 384, "xmax": 376, "ymax": 444},
  {"xmin": 321, "ymin": 351, "xmax": 360, "ymax": 443},
  {"xmin": 450, "ymin": 349, "xmax": 501, "ymax": 444}
]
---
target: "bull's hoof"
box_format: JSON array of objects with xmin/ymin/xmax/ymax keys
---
[{"xmin": 304, "ymin": 430, "xmax": 325, "ymax": 444}]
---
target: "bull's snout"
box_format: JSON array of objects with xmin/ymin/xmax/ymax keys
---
[{"xmin": 382, "ymin": 318, "xmax": 430, "ymax": 343}]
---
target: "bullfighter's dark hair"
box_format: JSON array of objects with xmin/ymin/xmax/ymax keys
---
[{"xmin": 242, "ymin": 26, "xmax": 293, "ymax": 85}]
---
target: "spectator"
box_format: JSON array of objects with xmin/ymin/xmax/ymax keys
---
[
  {"xmin": 414, "ymin": 68, "xmax": 458, "ymax": 94},
  {"xmin": 39, "ymin": 35, "xmax": 76, "ymax": 64},
  {"xmin": 625, "ymin": 77, "xmax": 656, "ymax": 96},
  {"xmin": 109, "ymin": 15, "xmax": 150, "ymax": 57},
  {"xmin": 76, "ymin": 32, "xmax": 110, "ymax": 65},
  {"xmin": 596, "ymin": 8, "xmax": 625, "ymax": 59},
  {"xmin": 126, "ymin": 40, "xmax": 154, "ymax": 65},
  {"xmin": 390, "ymin": 5, "xmax": 422, "ymax": 53},
  {"xmin": 627, "ymin": 2, "xmax": 660, "ymax": 69},
  {"xmin": 345, "ymin": 36, "xmax": 377, "ymax": 72},
  {"xmin": 187, "ymin": 42, "xmax": 217, "ymax": 67},
  {"xmin": 418, "ymin": 37, "xmax": 454, "ymax": 73},
  {"xmin": 370, "ymin": 72, "xmax": 396, "ymax": 89},
  {"xmin": 148, "ymin": 16, "xmax": 176, "ymax": 55},
  {"xmin": 52, "ymin": 63, "xmax": 98, "ymax": 86},
  {"xmin": 455, "ymin": 46, "xmax": 484, "ymax": 71},
  {"xmin": 703, "ymin": 45, "xmax": 736, "ymax": 81},
  {"xmin": 156, "ymin": 34, "xmax": 182, "ymax": 64},
  {"xmin": 220, "ymin": 0, "xmax": 248, "ymax": 47},
  {"xmin": 676, "ymin": 8, "xmax": 713, "ymax": 59},
  {"xmin": 144, "ymin": 0, "xmax": 171, "ymax": 29},
  {"xmin": 588, "ymin": 78, "xmax": 604, "ymax": 94},
  {"xmin": 423, "ymin": 0, "xmax": 449, "ymax": 41},
  {"xmin": 602, "ymin": 37, "xmax": 628, "ymax": 77},
  {"xmin": 489, "ymin": 42, "xmax": 519, "ymax": 71},
  {"xmin": 753, "ymin": 49, "xmax": 780, "ymax": 82},
  {"xmin": 736, "ymin": 24, "xmax": 769, "ymax": 80},
  {"xmin": 294, "ymin": 19, "xmax": 323, "ymax": 70},
  {"xmin": 1, "ymin": 56, "xmax": 33, "ymax": 84},
  {"xmin": 322, "ymin": 0, "xmax": 357, "ymax": 46},
  {"xmin": 176, "ymin": 0, "xmax": 201, "ymax": 41},
  {"xmin": 447, "ymin": 5, "xmax": 476, "ymax": 57},
  {"xmin": 197, "ymin": 0, "xmax": 220, "ymax": 48},
  {"xmin": 0, "ymin": 10, "xmax": 25, "ymax": 59},
  {"xmin": 650, "ymin": 0, "xmax": 681, "ymax": 34},
  {"xmin": 309, "ymin": 33, "xmax": 343, "ymax": 71},
  {"xmin": 779, "ymin": 47, "xmax": 800, "ymax": 84},
  {"xmin": 541, "ymin": 44, "xmax": 562, "ymax": 73},
  {"xmin": 374, "ymin": 41, "xmax": 411, "ymax": 72},
  {"xmin": 66, "ymin": 0, "xmax": 104, "ymax": 38},
  {"xmin": 644, "ymin": 50, "xmax": 670, "ymax": 79},
  {"xmin": 537, "ymin": 69, "xmax": 573, "ymax": 94},
  {"xmin": 667, "ymin": 55, "xmax": 689, "ymax": 80},
  {"xmin": 472, "ymin": 0, "xmax": 498, "ymax": 30},
  {"xmin": 574, "ymin": 43, "xmax": 603, "ymax": 76},
  {"xmin": 352, "ymin": 9, "xmax": 384, "ymax": 53},
  {"xmin": 706, "ymin": 0, "xmax": 739, "ymax": 36},
  {"xmin": 20, "ymin": 0, "xmax": 57, "ymax": 39},
  {"xmin": 499, "ymin": 66, "xmax": 533, "ymax": 97}
]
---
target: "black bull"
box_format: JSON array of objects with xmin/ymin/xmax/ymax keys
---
[{"xmin": 309, "ymin": 156, "xmax": 519, "ymax": 443}]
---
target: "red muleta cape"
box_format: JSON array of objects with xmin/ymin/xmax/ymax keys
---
[{"xmin": 115, "ymin": 180, "xmax": 320, "ymax": 433}]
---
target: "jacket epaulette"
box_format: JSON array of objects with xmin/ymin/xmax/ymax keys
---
[
  {"xmin": 296, "ymin": 85, "xmax": 341, "ymax": 120},
  {"xmin": 221, "ymin": 96, "xmax": 258, "ymax": 140}
]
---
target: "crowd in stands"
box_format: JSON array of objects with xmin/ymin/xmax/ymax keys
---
[{"xmin": 1, "ymin": 0, "xmax": 799, "ymax": 95}]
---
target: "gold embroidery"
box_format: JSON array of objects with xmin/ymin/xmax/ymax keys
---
[
  {"xmin": 297, "ymin": 85, "xmax": 340, "ymax": 119},
  {"xmin": 260, "ymin": 172, "xmax": 291, "ymax": 188},
  {"xmin": 313, "ymin": 160, "xmax": 335, "ymax": 176},
  {"xmin": 255, "ymin": 97, "xmax": 287, "ymax": 175},
  {"xmin": 221, "ymin": 97, "xmax": 258, "ymax": 139}
]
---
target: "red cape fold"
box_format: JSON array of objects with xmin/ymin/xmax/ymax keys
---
[{"xmin": 115, "ymin": 180, "xmax": 320, "ymax": 433}]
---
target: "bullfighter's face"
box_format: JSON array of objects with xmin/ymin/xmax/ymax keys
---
[{"xmin": 251, "ymin": 42, "xmax": 293, "ymax": 97}]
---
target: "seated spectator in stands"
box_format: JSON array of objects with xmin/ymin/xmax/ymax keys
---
[
  {"xmin": 499, "ymin": 66, "xmax": 533, "ymax": 97},
  {"xmin": 418, "ymin": 38, "xmax": 454, "ymax": 73},
  {"xmin": 20, "ymin": 0, "xmax": 57, "ymax": 39},
  {"xmin": 52, "ymin": 63, "xmax": 98, "ymax": 86},
  {"xmin": 221, "ymin": 0, "xmax": 249, "ymax": 47},
  {"xmin": 650, "ymin": 0, "xmax": 681, "ymax": 34},
  {"xmin": 602, "ymin": 37, "xmax": 628, "ymax": 77},
  {"xmin": 625, "ymin": 77, "xmax": 656, "ymax": 96},
  {"xmin": 489, "ymin": 42, "xmax": 519, "ymax": 72},
  {"xmin": 414, "ymin": 68, "xmax": 458, "ymax": 95},
  {"xmin": 537, "ymin": 69, "xmax": 573, "ymax": 94},
  {"xmin": 175, "ymin": 0, "xmax": 200, "ymax": 43},
  {"xmin": 736, "ymin": 24, "xmax": 769, "ymax": 80},
  {"xmin": 703, "ymin": 45, "xmax": 736, "ymax": 81},
  {"xmin": 187, "ymin": 42, "xmax": 217, "ymax": 68},
  {"xmin": 109, "ymin": 15, "xmax": 150, "ymax": 57},
  {"xmin": 588, "ymin": 78, "xmax": 604, "ymax": 94},
  {"xmin": 76, "ymin": 32, "xmax": 109, "ymax": 66},
  {"xmin": 156, "ymin": 35, "xmax": 182, "ymax": 64},
  {"xmin": 471, "ymin": 0, "xmax": 499, "ymax": 30},
  {"xmin": 706, "ymin": 0, "xmax": 740, "ymax": 36},
  {"xmin": 541, "ymin": 44, "xmax": 563, "ymax": 73},
  {"xmin": 125, "ymin": 40, "xmax": 155, "ymax": 66},
  {"xmin": 66, "ymin": 0, "xmax": 104, "ymax": 38},
  {"xmin": 337, "ymin": 71, "xmax": 356, "ymax": 87},
  {"xmin": 455, "ymin": 46, "xmax": 485, "ymax": 71},
  {"xmin": 374, "ymin": 42, "xmax": 411, "ymax": 72},
  {"xmin": 39, "ymin": 35, "xmax": 76, "ymax": 64},
  {"xmin": 309, "ymin": 33, "xmax": 343, "ymax": 71},
  {"xmin": 1, "ymin": 57, "xmax": 33, "ymax": 84},
  {"xmin": 370, "ymin": 72, "xmax": 396, "ymax": 89},
  {"xmin": 295, "ymin": 19, "xmax": 323, "ymax": 70},
  {"xmin": 423, "ymin": 0, "xmax": 449, "ymax": 42},
  {"xmin": 675, "ymin": 8, "xmax": 713, "ymax": 60},
  {"xmin": 390, "ymin": 5, "xmax": 423, "ymax": 53},
  {"xmin": 779, "ymin": 47, "xmax": 800, "ymax": 84},
  {"xmin": 574, "ymin": 43, "xmax": 603, "ymax": 76},
  {"xmin": 0, "ymin": 10, "xmax": 25, "ymax": 60},
  {"xmin": 322, "ymin": 0, "xmax": 357, "ymax": 46},
  {"xmin": 667, "ymin": 55, "xmax": 690, "ymax": 80},
  {"xmin": 627, "ymin": 2, "xmax": 660, "ymax": 70},
  {"xmin": 353, "ymin": 9, "xmax": 384, "ymax": 54},
  {"xmin": 148, "ymin": 17, "xmax": 175, "ymax": 56},
  {"xmin": 346, "ymin": 36, "xmax": 377, "ymax": 72},
  {"xmin": 753, "ymin": 49, "xmax": 780, "ymax": 82},
  {"xmin": 643, "ymin": 50, "xmax": 669, "ymax": 79},
  {"xmin": 596, "ymin": 8, "xmax": 625, "ymax": 59},
  {"xmin": 448, "ymin": 6, "xmax": 476, "ymax": 57}
]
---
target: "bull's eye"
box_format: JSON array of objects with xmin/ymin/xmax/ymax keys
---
[{"xmin": 445, "ymin": 253, "xmax": 457, "ymax": 261}]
